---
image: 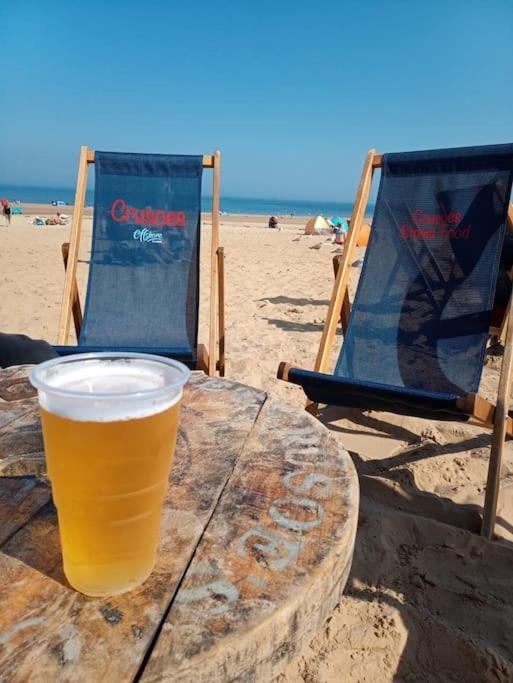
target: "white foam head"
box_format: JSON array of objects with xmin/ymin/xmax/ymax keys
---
[{"xmin": 30, "ymin": 353, "xmax": 190, "ymax": 422}]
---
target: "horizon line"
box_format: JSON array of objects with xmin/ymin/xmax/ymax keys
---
[{"xmin": 1, "ymin": 182, "xmax": 366, "ymax": 206}]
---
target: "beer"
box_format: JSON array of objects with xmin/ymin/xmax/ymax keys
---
[{"xmin": 30, "ymin": 353, "xmax": 190, "ymax": 596}]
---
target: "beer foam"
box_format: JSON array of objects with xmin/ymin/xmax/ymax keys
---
[{"xmin": 33, "ymin": 357, "xmax": 187, "ymax": 422}]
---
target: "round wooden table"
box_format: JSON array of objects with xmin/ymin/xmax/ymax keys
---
[{"xmin": 0, "ymin": 367, "xmax": 358, "ymax": 682}]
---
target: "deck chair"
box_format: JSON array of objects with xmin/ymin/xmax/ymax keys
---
[
  {"xmin": 55, "ymin": 147, "xmax": 225, "ymax": 376},
  {"xmin": 278, "ymin": 144, "xmax": 513, "ymax": 539}
]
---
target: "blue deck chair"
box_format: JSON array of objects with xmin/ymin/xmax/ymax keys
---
[
  {"xmin": 278, "ymin": 144, "xmax": 513, "ymax": 539},
  {"xmin": 55, "ymin": 147, "xmax": 225, "ymax": 376}
]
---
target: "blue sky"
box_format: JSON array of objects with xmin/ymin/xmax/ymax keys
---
[{"xmin": 2, "ymin": 0, "xmax": 512, "ymax": 200}]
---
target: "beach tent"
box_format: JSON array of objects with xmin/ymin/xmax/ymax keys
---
[
  {"xmin": 356, "ymin": 222, "xmax": 370, "ymax": 247},
  {"xmin": 56, "ymin": 147, "xmax": 225, "ymax": 376},
  {"xmin": 305, "ymin": 215, "xmax": 330, "ymax": 235},
  {"xmin": 278, "ymin": 144, "xmax": 513, "ymax": 539}
]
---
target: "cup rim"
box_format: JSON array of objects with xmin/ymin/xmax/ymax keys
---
[{"xmin": 29, "ymin": 352, "xmax": 191, "ymax": 401}]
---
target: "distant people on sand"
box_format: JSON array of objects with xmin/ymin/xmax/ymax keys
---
[
  {"xmin": 32, "ymin": 212, "xmax": 68, "ymax": 227},
  {"xmin": 2, "ymin": 198, "xmax": 11, "ymax": 226},
  {"xmin": 333, "ymin": 225, "xmax": 346, "ymax": 245},
  {"xmin": 45, "ymin": 212, "xmax": 67, "ymax": 226},
  {"xmin": 332, "ymin": 219, "xmax": 348, "ymax": 245},
  {"xmin": 268, "ymin": 215, "xmax": 279, "ymax": 230}
]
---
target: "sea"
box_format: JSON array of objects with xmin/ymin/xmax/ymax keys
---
[{"xmin": 1, "ymin": 184, "xmax": 373, "ymax": 218}]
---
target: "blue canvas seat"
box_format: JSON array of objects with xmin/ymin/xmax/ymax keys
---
[
  {"xmin": 56, "ymin": 148, "xmax": 224, "ymax": 375},
  {"xmin": 278, "ymin": 144, "xmax": 513, "ymax": 538}
]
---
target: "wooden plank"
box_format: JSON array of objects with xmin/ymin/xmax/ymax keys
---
[
  {"xmin": 0, "ymin": 479, "xmax": 50, "ymax": 546},
  {"xmin": 0, "ymin": 368, "xmax": 53, "ymax": 551},
  {"xmin": 57, "ymin": 146, "xmax": 89, "ymax": 344},
  {"xmin": 0, "ymin": 365, "xmax": 38, "ymax": 405},
  {"xmin": 2, "ymin": 501, "xmax": 64, "ymax": 581},
  {"xmin": 482, "ymin": 302, "xmax": 513, "ymax": 538},
  {"xmin": 456, "ymin": 393, "xmax": 513, "ymax": 437},
  {"xmin": 332, "ymin": 254, "xmax": 351, "ymax": 334},
  {"xmin": 0, "ymin": 366, "xmax": 46, "ymax": 478},
  {"xmin": 217, "ymin": 247, "xmax": 226, "ymax": 377},
  {"xmin": 0, "ymin": 399, "xmax": 34, "ymax": 433},
  {"xmin": 208, "ymin": 151, "xmax": 221, "ymax": 376},
  {"xmin": 143, "ymin": 398, "xmax": 359, "ymax": 682},
  {"xmin": 86, "ymin": 151, "xmax": 214, "ymax": 168},
  {"xmin": 0, "ymin": 402, "xmax": 45, "ymax": 478},
  {"xmin": 313, "ymin": 149, "xmax": 376, "ymax": 374},
  {"xmin": 0, "ymin": 372, "xmax": 266, "ymax": 681},
  {"xmin": 61, "ymin": 243, "xmax": 83, "ymax": 338}
]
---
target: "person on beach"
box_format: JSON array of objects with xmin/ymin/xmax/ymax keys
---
[
  {"xmin": 333, "ymin": 226, "xmax": 346, "ymax": 245},
  {"xmin": 268, "ymin": 215, "xmax": 279, "ymax": 229},
  {"xmin": 45, "ymin": 212, "xmax": 66, "ymax": 226},
  {"xmin": 2, "ymin": 199, "xmax": 11, "ymax": 226}
]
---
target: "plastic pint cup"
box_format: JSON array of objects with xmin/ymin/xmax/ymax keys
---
[{"xmin": 30, "ymin": 352, "xmax": 190, "ymax": 597}]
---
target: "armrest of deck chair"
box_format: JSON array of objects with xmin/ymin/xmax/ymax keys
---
[
  {"xmin": 216, "ymin": 246, "xmax": 226, "ymax": 377},
  {"xmin": 61, "ymin": 242, "xmax": 82, "ymax": 341}
]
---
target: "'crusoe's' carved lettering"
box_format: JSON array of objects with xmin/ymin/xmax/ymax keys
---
[
  {"xmin": 269, "ymin": 496, "xmax": 324, "ymax": 532},
  {"xmin": 282, "ymin": 471, "xmax": 334, "ymax": 499},
  {"xmin": 175, "ymin": 580, "xmax": 239, "ymax": 616},
  {"xmin": 237, "ymin": 526, "xmax": 301, "ymax": 571},
  {"xmin": 177, "ymin": 411, "xmax": 337, "ymax": 622}
]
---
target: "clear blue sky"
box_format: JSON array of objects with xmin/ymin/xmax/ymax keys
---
[{"xmin": 2, "ymin": 0, "xmax": 512, "ymax": 200}]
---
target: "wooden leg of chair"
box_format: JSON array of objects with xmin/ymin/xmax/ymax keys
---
[
  {"xmin": 58, "ymin": 146, "xmax": 88, "ymax": 345},
  {"xmin": 341, "ymin": 291, "xmax": 350, "ymax": 335},
  {"xmin": 315, "ymin": 150, "xmax": 375, "ymax": 374},
  {"xmin": 197, "ymin": 344, "xmax": 210, "ymax": 374},
  {"xmin": 482, "ymin": 306, "xmax": 513, "ymax": 539},
  {"xmin": 61, "ymin": 242, "xmax": 82, "ymax": 340},
  {"xmin": 332, "ymin": 255, "xmax": 351, "ymax": 333},
  {"xmin": 217, "ymin": 247, "xmax": 225, "ymax": 377}
]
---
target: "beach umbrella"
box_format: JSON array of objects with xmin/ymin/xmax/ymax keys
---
[{"xmin": 331, "ymin": 217, "xmax": 350, "ymax": 233}]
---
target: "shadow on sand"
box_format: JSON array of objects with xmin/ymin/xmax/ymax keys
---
[
  {"xmin": 257, "ymin": 295, "xmax": 330, "ymax": 307},
  {"xmin": 314, "ymin": 404, "xmax": 513, "ymax": 680}
]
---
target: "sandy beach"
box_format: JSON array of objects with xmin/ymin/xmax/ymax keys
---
[{"xmin": 1, "ymin": 208, "xmax": 513, "ymax": 682}]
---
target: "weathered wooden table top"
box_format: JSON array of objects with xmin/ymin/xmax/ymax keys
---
[{"xmin": 0, "ymin": 367, "xmax": 358, "ymax": 683}]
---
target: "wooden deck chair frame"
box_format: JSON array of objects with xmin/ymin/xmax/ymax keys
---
[
  {"xmin": 278, "ymin": 148, "xmax": 513, "ymax": 539},
  {"xmin": 58, "ymin": 146, "xmax": 225, "ymax": 377}
]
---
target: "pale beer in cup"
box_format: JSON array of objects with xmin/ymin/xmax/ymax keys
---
[{"xmin": 30, "ymin": 353, "xmax": 190, "ymax": 597}]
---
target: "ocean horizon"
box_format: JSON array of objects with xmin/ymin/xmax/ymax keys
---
[{"xmin": 1, "ymin": 184, "xmax": 373, "ymax": 218}]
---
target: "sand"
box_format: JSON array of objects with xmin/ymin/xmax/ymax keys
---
[{"xmin": 2, "ymin": 209, "xmax": 513, "ymax": 682}]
